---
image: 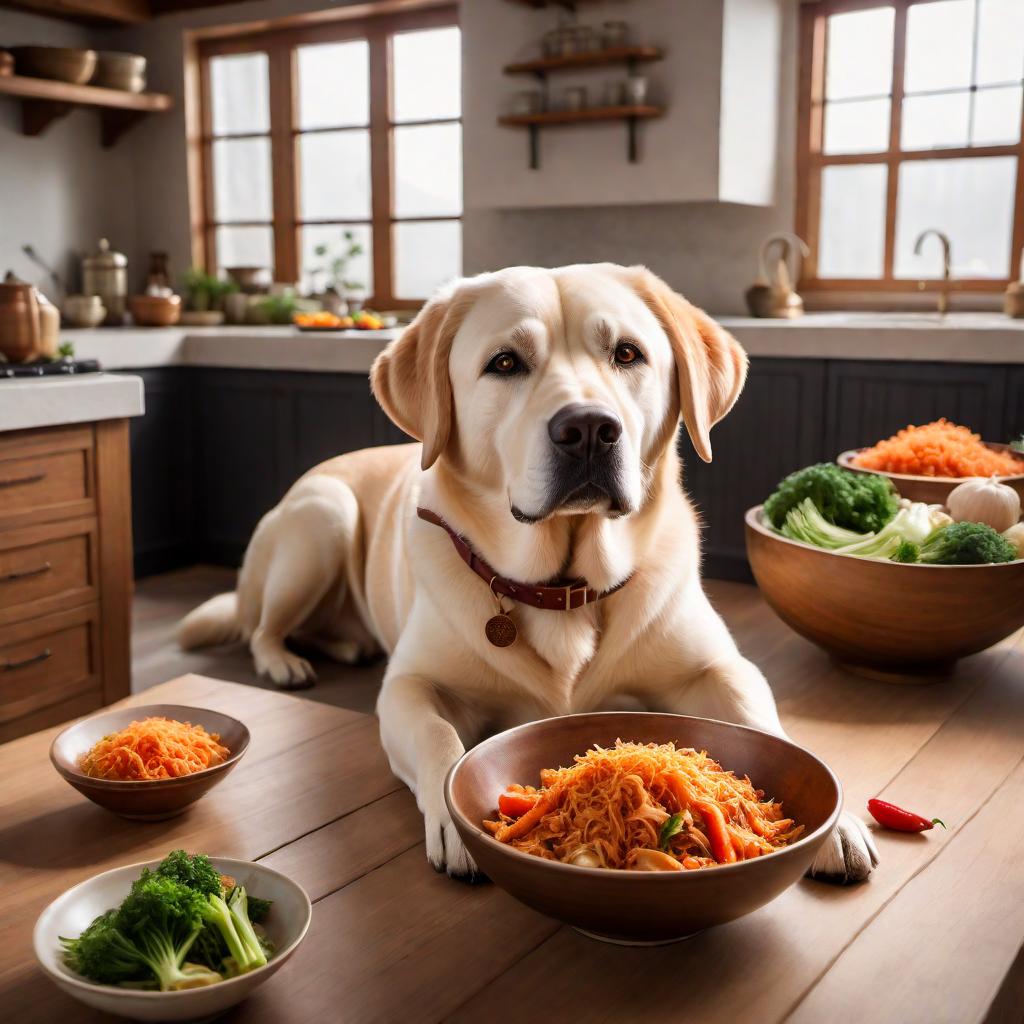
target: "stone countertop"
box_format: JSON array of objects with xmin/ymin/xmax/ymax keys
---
[
  {"xmin": 0, "ymin": 373, "xmax": 145, "ymax": 433},
  {"xmin": 56, "ymin": 313, "xmax": 1024, "ymax": 374}
]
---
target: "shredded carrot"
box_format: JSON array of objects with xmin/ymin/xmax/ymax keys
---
[
  {"xmin": 78, "ymin": 716, "xmax": 230, "ymax": 781},
  {"xmin": 855, "ymin": 418, "xmax": 1023, "ymax": 478},
  {"xmin": 483, "ymin": 740, "xmax": 802, "ymax": 871}
]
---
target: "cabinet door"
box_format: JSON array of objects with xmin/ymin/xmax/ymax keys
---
[
  {"xmin": 1007, "ymin": 368, "xmax": 1024, "ymax": 443},
  {"xmin": 129, "ymin": 368, "xmax": 195, "ymax": 577},
  {"xmin": 825, "ymin": 361, "xmax": 1008, "ymax": 456},
  {"xmin": 683, "ymin": 358, "xmax": 827, "ymax": 580},
  {"xmin": 288, "ymin": 373, "xmax": 378, "ymax": 478}
]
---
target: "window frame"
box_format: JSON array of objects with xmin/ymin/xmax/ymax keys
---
[
  {"xmin": 193, "ymin": 3, "xmax": 460, "ymax": 309},
  {"xmin": 796, "ymin": 0, "xmax": 1024, "ymax": 295}
]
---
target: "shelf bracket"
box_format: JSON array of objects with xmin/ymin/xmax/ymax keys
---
[
  {"xmin": 21, "ymin": 99, "xmax": 71, "ymax": 138},
  {"xmin": 99, "ymin": 108, "xmax": 147, "ymax": 148},
  {"xmin": 529, "ymin": 123, "xmax": 540, "ymax": 170}
]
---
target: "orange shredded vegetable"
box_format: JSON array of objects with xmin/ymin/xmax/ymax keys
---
[
  {"xmin": 78, "ymin": 716, "xmax": 230, "ymax": 781},
  {"xmin": 483, "ymin": 740, "xmax": 803, "ymax": 871},
  {"xmin": 855, "ymin": 418, "xmax": 1023, "ymax": 478}
]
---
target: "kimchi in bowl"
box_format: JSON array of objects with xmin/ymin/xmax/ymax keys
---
[{"xmin": 445, "ymin": 712, "xmax": 841, "ymax": 944}]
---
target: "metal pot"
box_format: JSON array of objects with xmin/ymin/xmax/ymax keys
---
[{"xmin": 82, "ymin": 238, "xmax": 127, "ymax": 326}]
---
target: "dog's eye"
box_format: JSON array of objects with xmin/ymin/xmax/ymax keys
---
[
  {"xmin": 614, "ymin": 342, "xmax": 642, "ymax": 366},
  {"xmin": 485, "ymin": 351, "xmax": 525, "ymax": 376}
]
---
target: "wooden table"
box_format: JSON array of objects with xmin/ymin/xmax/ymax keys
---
[{"xmin": 2, "ymin": 628, "xmax": 1024, "ymax": 1023}]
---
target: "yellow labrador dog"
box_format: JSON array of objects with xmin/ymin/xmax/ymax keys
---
[{"xmin": 179, "ymin": 264, "xmax": 876, "ymax": 884}]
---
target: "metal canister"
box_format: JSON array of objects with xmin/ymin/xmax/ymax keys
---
[{"xmin": 82, "ymin": 238, "xmax": 127, "ymax": 326}]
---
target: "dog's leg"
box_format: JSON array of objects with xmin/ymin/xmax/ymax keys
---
[
  {"xmin": 377, "ymin": 672, "xmax": 477, "ymax": 878},
  {"xmin": 653, "ymin": 652, "xmax": 878, "ymax": 884}
]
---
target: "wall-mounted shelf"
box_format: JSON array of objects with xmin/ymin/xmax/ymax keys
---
[
  {"xmin": 0, "ymin": 74, "xmax": 174, "ymax": 147},
  {"xmin": 504, "ymin": 46, "xmax": 664, "ymax": 79},
  {"xmin": 503, "ymin": 0, "xmax": 600, "ymax": 10},
  {"xmin": 498, "ymin": 104, "xmax": 663, "ymax": 169}
]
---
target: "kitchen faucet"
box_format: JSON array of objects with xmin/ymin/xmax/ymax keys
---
[{"xmin": 913, "ymin": 229, "xmax": 953, "ymax": 316}]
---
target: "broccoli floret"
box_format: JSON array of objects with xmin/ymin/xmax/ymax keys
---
[
  {"xmin": 891, "ymin": 540, "xmax": 920, "ymax": 563},
  {"xmin": 201, "ymin": 890, "xmax": 267, "ymax": 974},
  {"xmin": 918, "ymin": 522, "xmax": 1017, "ymax": 565},
  {"xmin": 155, "ymin": 850, "xmax": 223, "ymax": 897},
  {"xmin": 226, "ymin": 885, "xmax": 269, "ymax": 969},
  {"xmin": 764, "ymin": 463, "xmax": 898, "ymax": 533},
  {"xmin": 60, "ymin": 910, "xmax": 152, "ymax": 987}
]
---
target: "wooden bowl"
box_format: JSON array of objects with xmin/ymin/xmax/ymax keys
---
[
  {"xmin": 11, "ymin": 46, "xmax": 97, "ymax": 85},
  {"xmin": 129, "ymin": 294, "xmax": 181, "ymax": 327},
  {"xmin": 746, "ymin": 505, "xmax": 1024, "ymax": 673},
  {"xmin": 34, "ymin": 856, "xmax": 310, "ymax": 1022},
  {"xmin": 446, "ymin": 712, "xmax": 841, "ymax": 944},
  {"xmin": 50, "ymin": 704, "xmax": 249, "ymax": 820},
  {"xmin": 92, "ymin": 51, "xmax": 146, "ymax": 93},
  {"xmin": 838, "ymin": 444, "xmax": 1024, "ymax": 506}
]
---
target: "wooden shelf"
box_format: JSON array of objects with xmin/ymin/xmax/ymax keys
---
[
  {"xmin": 0, "ymin": 74, "xmax": 173, "ymax": 146},
  {"xmin": 505, "ymin": 46, "xmax": 663, "ymax": 77},
  {"xmin": 498, "ymin": 105, "xmax": 664, "ymax": 168},
  {"xmin": 503, "ymin": 0, "xmax": 600, "ymax": 9}
]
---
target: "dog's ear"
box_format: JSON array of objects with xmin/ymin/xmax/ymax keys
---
[
  {"xmin": 629, "ymin": 268, "xmax": 747, "ymax": 463},
  {"xmin": 371, "ymin": 283, "xmax": 468, "ymax": 470}
]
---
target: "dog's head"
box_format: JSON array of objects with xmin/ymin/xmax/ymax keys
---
[{"xmin": 371, "ymin": 264, "xmax": 746, "ymax": 523}]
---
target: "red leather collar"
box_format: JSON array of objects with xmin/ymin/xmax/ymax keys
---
[{"xmin": 416, "ymin": 506, "xmax": 629, "ymax": 611}]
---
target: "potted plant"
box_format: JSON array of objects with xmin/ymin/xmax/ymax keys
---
[
  {"xmin": 180, "ymin": 268, "xmax": 237, "ymax": 326},
  {"xmin": 307, "ymin": 230, "xmax": 366, "ymax": 314}
]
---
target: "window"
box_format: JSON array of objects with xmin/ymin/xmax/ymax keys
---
[
  {"xmin": 796, "ymin": 0, "xmax": 1024, "ymax": 294},
  {"xmin": 196, "ymin": 7, "xmax": 461, "ymax": 307}
]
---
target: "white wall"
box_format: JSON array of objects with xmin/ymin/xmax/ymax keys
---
[{"xmin": 0, "ymin": 8, "xmax": 139, "ymax": 302}]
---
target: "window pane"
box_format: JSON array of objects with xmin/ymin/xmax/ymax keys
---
[
  {"xmin": 825, "ymin": 7, "xmax": 894, "ymax": 100},
  {"xmin": 394, "ymin": 220, "xmax": 461, "ymax": 298},
  {"xmin": 392, "ymin": 26, "xmax": 461, "ymax": 122},
  {"xmin": 297, "ymin": 41, "xmax": 369, "ymax": 130},
  {"xmin": 818, "ymin": 164, "xmax": 887, "ymax": 278},
  {"xmin": 212, "ymin": 137, "xmax": 272, "ymax": 222},
  {"xmin": 823, "ymin": 98, "xmax": 890, "ymax": 155},
  {"xmin": 298, "ymin": 130, "xmax": 371, "ymax": 221},
  {"xmin": 976, "ymin": 0, "xmax": 1024, "ymax": 86},
  {"xmin": 216, "ymin": 225, "xmax": 273, "ymax": 272},
  {"xmin": 893, "ymin": 156, "xmax": 1016, "ymax": 278},
  {"xmin": 300, "ymin": 224, "xmax": 373, "ymax": 296},
  {"xmin": 904, "ymin": 0, "xmax": 974, "ymax": 93},
  {"xmin": 902, "ymin": 91, "xmax": 970, "ymax": 150},
  {"xmin": 972, "ymin": 86, "xmax": 1022, "ymax": 146},
  {"xmin": 394, "ymin": 123, "xmax": 462, "ymax": 217},
  {"xmin": 210, "ymin": 53, "xmax": 269, "ymax": 135}
]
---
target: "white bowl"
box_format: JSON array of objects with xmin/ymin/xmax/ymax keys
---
[{"xmin": 33, "ymin": 857, "xmax": 311, "ymax": 1021}]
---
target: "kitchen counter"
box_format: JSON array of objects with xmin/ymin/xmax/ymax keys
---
[
  {"xmin": 59, "ymin": 313, "xmax": 1024, "ymax": 374},
  {"xmin": 0, "ymin": 373, "xmax": 145, "ymax": 433}
]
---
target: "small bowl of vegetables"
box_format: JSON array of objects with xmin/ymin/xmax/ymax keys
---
[
  {"xmin": 33, "ymin": 851, "xmax": 311, "ymax": 1022},
  {"xmin": 745, "ymin": 463, "xmax": 1024, "ymax": 676}
]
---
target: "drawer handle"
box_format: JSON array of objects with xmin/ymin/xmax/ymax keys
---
[
  {"xmin": 2, "ymin": 648, "xmax": 52, "ymax": 672},
  {"xmin": 0, "ymin": 472, "xmax": 46, "ymax": 490},
  {"xmin": 1, "ymin": 562, "xmax": 52, "ymax": 584}
]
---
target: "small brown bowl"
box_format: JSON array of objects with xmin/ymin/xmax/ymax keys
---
[
  {"xmin": 745, "ymin": 505, "xmax": 1024, "ymax": 675},
  {"xmin": 838, "ymin": 444, "xmax": 1024, "ymax": 506},
  {"xmin": 446, "ymin": 712, "xmax": 841, "ymax": 944},
  {"xmin": 50, "ymin": 704, "xmax": 250, "ymax": 820},
  {"xmin": 129, "ymin": 294, "xmax": 181, "ymax": 327},
  {"xmin": 11, "ymin": 46, "xmax": 97, "ymax": 85}
]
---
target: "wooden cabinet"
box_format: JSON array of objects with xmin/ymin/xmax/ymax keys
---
[{"xmin": 0, "ymin": 422, "xmax": 132, "ymax": 742}]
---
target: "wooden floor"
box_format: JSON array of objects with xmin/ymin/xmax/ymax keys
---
[{"xmin": 131, "ymin": 566, "xmax": 776, "ymax": 715}]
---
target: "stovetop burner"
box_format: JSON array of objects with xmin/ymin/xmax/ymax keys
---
[{"xmin": 1, "ymin": 359, "xmax": 102, "ymax": 379}]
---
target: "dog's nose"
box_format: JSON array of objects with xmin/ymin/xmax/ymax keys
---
[{"xmin": 547, "ymin": 404, "xmax": 622, "ymax": 460}]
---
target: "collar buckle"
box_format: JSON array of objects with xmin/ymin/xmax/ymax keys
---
[{"xmin": 563, "ymin": 583, "xmax": 589, "ymax": 610}]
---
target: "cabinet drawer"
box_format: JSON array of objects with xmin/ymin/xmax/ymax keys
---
[
  {"xmin": 0, "ymin": 425, "xmax": 94, "ymax": 529},
  {"xmin": 0, "ymin": 604, "xmax": 100, "ymax": 728},
  {"xmin": 0, "ymin": 518, "xmax": 97, "ymax": 627}
]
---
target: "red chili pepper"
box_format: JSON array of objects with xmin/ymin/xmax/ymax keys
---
[{"xmin": 867, "ymin": 798, "xmax": 946, "ymax": 833}]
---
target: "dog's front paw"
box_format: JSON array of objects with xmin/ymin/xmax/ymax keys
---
[
  {"xmin": 424, "ymin": 806, "xmax": 479, "ymax": 880},
  {"xmin": 252, "ymin": 634, "xmax": 316, "ymax": 689},
  {"xmin": 808, "ymin": 811, "xmax": 879, "ymax": 885}
]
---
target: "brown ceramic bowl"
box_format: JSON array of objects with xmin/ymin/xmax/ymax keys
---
[
  {"xmin": 11, "ymin": 46, "xmax": 97, "ymax": 85},
  {"xmin": 838, "ymin": 444, "xmax": 1024, "ymax": 506},
  {"xmin": 445, "ymin": 712, "xmax": 841, "ymax": 944},
  {"xmin": 92, "ymin": 51, "xmax": 146, "ymax": 93},
  {"xmin": 746, "ymin": 505, "xmax": 1024, "ymax": 675},
  {"xmin": 130, "ymin": 294, "xmax": 181, "ymax": 327},
  {"xmin": 50, "ymin": 704, "xmax": 249, "ymax": 820}
]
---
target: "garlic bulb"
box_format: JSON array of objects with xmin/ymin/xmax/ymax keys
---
[
  {"xmin": 947, "ymin": 477, "xmax": 1020, "ymax": 533},
  {"xmin": 1004, "ymin": 522, "xmax": 1024, "ymax": 560}
]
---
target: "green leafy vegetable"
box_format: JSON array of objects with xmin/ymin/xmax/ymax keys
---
[
  {"xmin": 918, "ymin": 521, "xmax": 1017, "ymax": 565},
  {"xmin": 155, "ymin": 849, "xmax": 222, "ymax": 897},
  {"xmin": 891, "ymin": 540, "xmax": 920, "ymax": 563},
  {"xmin": 658, "ymin": 812, "xmax": 685, "ymax": 851},
  {"xmin": 764, "ymin": 463, "xmax": 899, "ymax": 534},
  {"xmin": 781, "ymin": 498, "xmax": 870, "ymax": 549}
]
